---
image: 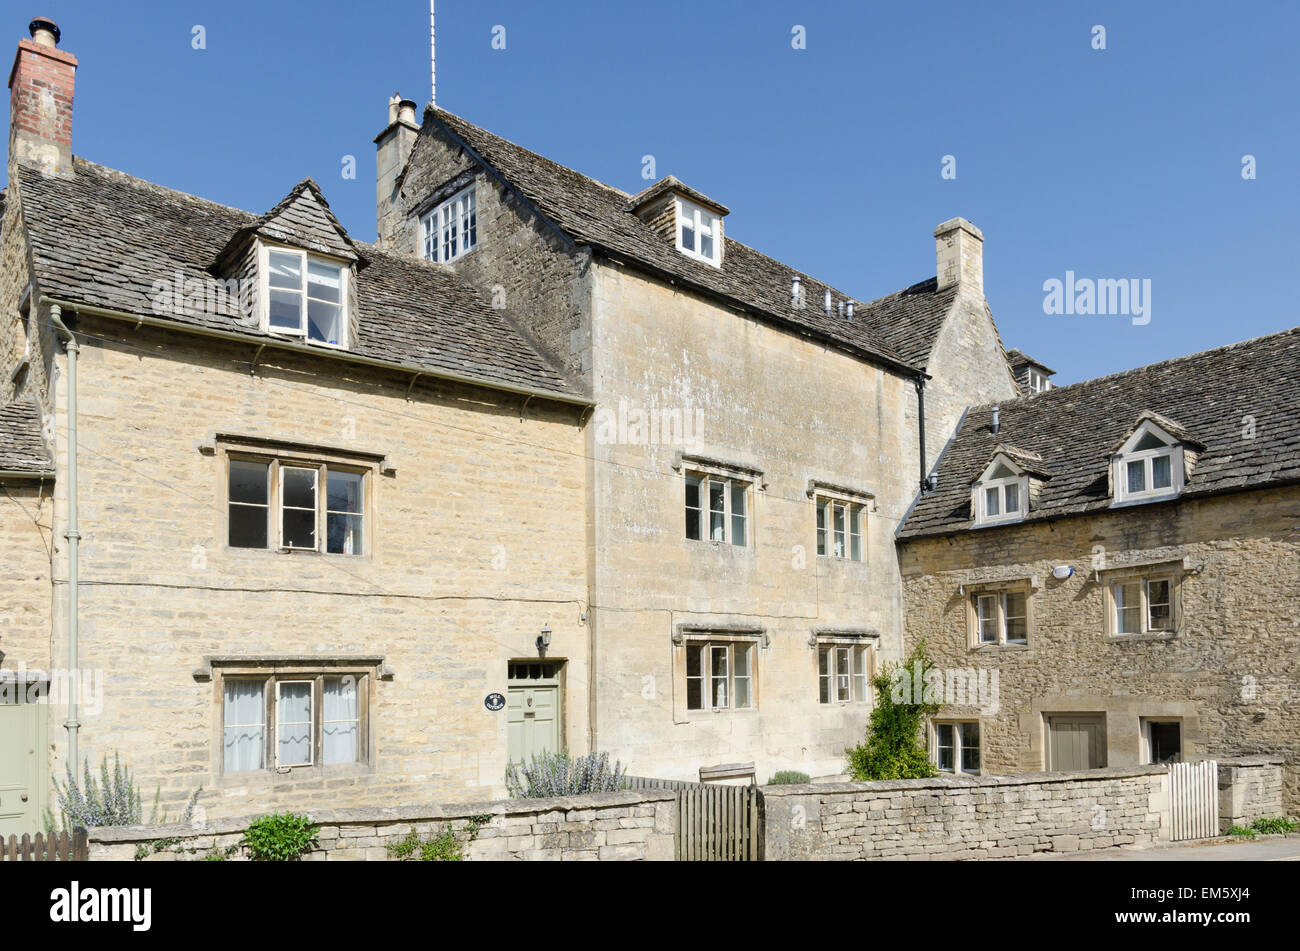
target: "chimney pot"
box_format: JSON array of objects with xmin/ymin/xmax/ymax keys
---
[
  {"xmin": 387, "ymin": 93, "xmax": 401, "ymax": 126},
  {"xmin": 28, "ymin": 16, "xmax": 59, "ymax": 47},
  {"xmin": 991, "ymin": 406, "xmax": 1001, "ymax": 434},
  {"xmin": 397, "ymin": 98, "xmax": 417, "ymax": 127}
]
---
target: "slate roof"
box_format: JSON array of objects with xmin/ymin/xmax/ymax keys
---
[
  {"xmin": 15, "ymin": 159, "xmax": 582, "ymax": 401},
  {"xmin": 0, "ymin": 400, "xmax": 52, "ymax": 474},
  {"xmin": 420, "ymin": 108, "xmax": 958, "ymax": 376},
  {"xmin": 900, "ymin": 326, "xmax": 1300, "ymax": 538},
  {"xmin": 1005, "ymin": 348, "xmax": 1056, "ymax": 375}
]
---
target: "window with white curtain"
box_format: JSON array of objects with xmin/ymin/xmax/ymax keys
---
[{"xmin": 220, "ymin": 672, "xmax": 366, "ymax": 773}]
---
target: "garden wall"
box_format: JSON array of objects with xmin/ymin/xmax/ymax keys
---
[
  {"xmin": 87, "ymin": 789, "xmax": 676, "ymax": 862},
  {"xmin": 762, "ymin": 766, "xmax": 1171, "ymax": 860},
  {"xmin": 1217, "ymin": 756, "xmax": 1285, "ymax": 832}
]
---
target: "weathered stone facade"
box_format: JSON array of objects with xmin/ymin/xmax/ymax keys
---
[
  {"xmin": 24, "ymin": 319, "xmax": 590, "ymax": 818},
  {"xmin": 900, "ymin": 486, "xmax": 1300, "ymax": 810}
]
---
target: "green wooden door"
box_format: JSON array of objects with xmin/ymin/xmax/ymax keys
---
[
  {"xmin": 0, "ymin": 699, "xmax": 45, "ymax": 837},
  {"xmin": 507, "ymin": 662, "xmax": 561, "ymax": 764}
]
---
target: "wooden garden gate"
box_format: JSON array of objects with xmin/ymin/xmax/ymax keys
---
[
  {"xmin": 624, "ymin": 776, "xmax": 761, "ymax": 860},
  {"xmin": 1168, "ymin": 760, "xmax": 1218, "ymax": 841}
]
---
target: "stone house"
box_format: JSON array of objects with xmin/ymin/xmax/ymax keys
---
[
  {"xmin": 373, "ymin": 99, "xmax": 1020, "ymax": 780},
  {"xmin": 897, "ymin": 329, "xmax": 1300, "ymax": 809},
  {"xmin": 4, "ymin": 13, "xmax": 1294, "ymax": 833},
  {"xmin": 0, "ymin": 18, "xmax": 593, "ymax": 829}
]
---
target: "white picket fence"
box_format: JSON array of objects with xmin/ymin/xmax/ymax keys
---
[{"xmin": 1167, "ymin": 760, "xmax": 1219, "ymax": 841}]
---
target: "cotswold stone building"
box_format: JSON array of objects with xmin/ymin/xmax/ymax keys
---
[
  {"xmin": 0, "ymin": 15, "xmax": 1295, "ymax": 831},
  {"xmin": 899, "ymin": 330, "xmax": 1300, "ymax": 809}
]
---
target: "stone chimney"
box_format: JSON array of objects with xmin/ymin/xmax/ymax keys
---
[
  {"xmin": 374, "ymin": 92, "xmax": 419, "ymax": 250},
  {"xmin": 8, "ymin": 16, "xmax": 77, "ymax": 176},
  {"xmin": 934, "ymin": 217, "xmax": 983, "ymax": 295}
]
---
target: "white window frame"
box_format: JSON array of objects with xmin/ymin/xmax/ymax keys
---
[
  {"xmin": 220, "ymin": 670, "xmax": 370, "ymax": 775},
  {"xmin": 817, "ymin": 642, "xmax": 871, "ymax": 704},
  {"xmin": 1141, "ymin": 718, "xmax": 1183, "ymax": 765},
  {"xmin": 1111, "ymin": 422, "xmax": 1184, "ymax": 505},
  {"xmin": 816, "ymin": 497, "xmax": 865, "ymax": 561},
  {"xmin": 227, "ymin": 454, "xmax": 367, "ymax": 557},
  {"xmin": 970, "ymin": 587, "xmax": 1030, "ymax": 646},
  {"xmin": 1026, "ymin": 369, "xmax": 1051, "ymax": 393},
  {"xmin": 1108, "ymin": 572, "xmax": 1178, "ymax": 636},
  {"xmin": 685, "ymin": 472, "xmax": 749, "ymax": 546},
  {"xmin": 259, "ymin": 244, "xmax": 349, "ymax": 348},
  {"xmin": 932, "ymin": 721, "xmax": 981, "ymax": 775},
  {"xmin": 675, "ymin": 196, "xmax": 722, "ymax": 266},
  {"xmin": 972, "ymin": 455, "xmax": 1029, "ymax": 527},
  {"xmin": 420, "ymin": 184, "xmax": 478, "ymax": 263},
  {"xmin": 685, "ymin": 640, "xmax": 755, "ymax": 712},
  {"xmin": 275, "ymin": 679, "xmax": 315, "ymax": 769}
]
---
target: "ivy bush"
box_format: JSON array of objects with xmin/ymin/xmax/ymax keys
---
[
  {"xmin": 241, "ymin": 812, "xmax": 319, "ymax": 861},
  {"xmin": 506, "ymin": 750, "xmax": 626, "ymax": 798},
  {"xmin": 845, "ymin": 641, "xmax": 941, "ymax": 781},
  {"xmin": 768, "ymin": 771, "xmax": 812, "ymax": 785}
]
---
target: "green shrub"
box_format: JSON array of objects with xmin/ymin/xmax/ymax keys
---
[
  {"xmin": 506, "ymin": 750, "xmax": 626, "ymax": 798},
  {"xmin": 768, "ymin": 771, "xmax": 811, "ymax": 785},
  {"xmin": 845, "ymin": 641, "xmax": 941, "ymax": 781},
  {"xmin": 241, "ymin": 812, "xmax": 319, "ymax": 861},
  {"xmin": 1249, "ymin": 816, "xmax": 1298, "ymax": 835},
  {"xmin": 386, "ymin": 815, "xmax": 491, "ymax": 861},
  {"xmin": 1226, "ymin": 824, "xmax": 1256, "ymax": 838}
]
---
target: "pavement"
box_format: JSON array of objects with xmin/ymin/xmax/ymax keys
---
[{"xmin": 1029, "ymin": 835, "xmax": 1300, "ymax": 861}]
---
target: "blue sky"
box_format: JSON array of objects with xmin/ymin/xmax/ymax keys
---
[{"xmin": 4, "ymin": 0, "xmax": 1297, "ymax": 384}]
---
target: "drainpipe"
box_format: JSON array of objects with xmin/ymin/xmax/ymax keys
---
[
  {"xmin": 915, "ymin": 376, "xmax": 934, "ymax": 493},
  {"xmin": 50, "ymin": 304, "xmax": 80, "ymax": 770}
]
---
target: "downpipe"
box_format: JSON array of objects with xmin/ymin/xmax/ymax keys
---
[{"xmin": 50, "ymin": 304, "xmax": 80, "ymax": 770}]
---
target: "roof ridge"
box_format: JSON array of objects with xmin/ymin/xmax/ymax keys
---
[
  {"xmin": 70, "ymin": 157, "xmax": 258, "ymax": 220},
  {"xmin": 965, "ymin": 324, "xmax": 1300, "ymax": 411}
]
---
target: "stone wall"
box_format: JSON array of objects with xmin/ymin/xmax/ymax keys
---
[
  {"xmin": 762, "ymin": 767, "xmax": 1170, "ymax": 860},
  {"xmin": 1218, "ymin": 756, "xmax": 1285, "ymax": 832},
  {"xmin": 87, "ymin": 789, "xmax": 676, "ymax": 862},
  {"xmin": 900, "ymin": 484, "xmax": 1300, "ymax": 811}
]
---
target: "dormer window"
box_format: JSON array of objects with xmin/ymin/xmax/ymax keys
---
[
  {"xmin": 676, "ymin": 197, "xmax": 721, "ymax": 266},
  {"xmin": 262, "ymin": 246, "xmax": 347, "ymax": 348},
  {"xmin": 421, "ymin": 185, "xmax": 477, "ymax": 263},
  {"xmin": 1026, "ymin": 369, "xmax": 1051, "ymax": 393},
  {"xmin": 1111, "ymin": 421, "xmax": 1185, "ymax": 505},
  {"xmin": 972, "ymin": 460, "xmax": 1027, "ymax": 527}
]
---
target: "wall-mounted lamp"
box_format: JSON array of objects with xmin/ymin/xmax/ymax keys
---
[
  {"xmin": 536, "ymin": 624, "xmax": 552, "ymax": 657},
  {"xmin": 1051, "ymin": 565, "xmax": 1074, "ymax": 580}
]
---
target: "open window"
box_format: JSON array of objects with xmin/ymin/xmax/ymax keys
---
[{"xmin": 261, "ymin": 244, "xmax": 348, "ymax": 348}]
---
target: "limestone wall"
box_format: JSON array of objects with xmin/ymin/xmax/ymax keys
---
[{"xmin": 88, "ymin": 788, "xmax": 675, "ymax": 862}]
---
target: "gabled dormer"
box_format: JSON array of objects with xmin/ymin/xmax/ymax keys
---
[
  {"xmin": 212, "ymin": 179, "xmax": 363, "ymax": 350},
  {"xmin": 628, "ymin": 176, "xmax": 729, "ymax": 268},
  {"xmin": 1108, "ymin": 411, "xmax": 1202, "ymax": 506},
  {"xmin": 971, "ymin": 446, "xmax": 1050, "ymax": 527}
]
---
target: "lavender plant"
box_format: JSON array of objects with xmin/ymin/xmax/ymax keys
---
[
  {"xmin": 506, "ymin": 750, "xmax": 626, "ymax": 798},
  {"xmin": 44, "ymin": 753, "xmax": 203, "ymax": 833}
]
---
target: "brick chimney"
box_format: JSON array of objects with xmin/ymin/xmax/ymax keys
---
[
  {"xmin": 934, "ymin": 217, "xmax": 983, "ymax": 295},
  {"xmin": 374, "ymin": 93, "xmax": 419, "ymax": 251},
  {"xmin": 8, "ymin": 16, "xmax": 77, "ymax": 176}
]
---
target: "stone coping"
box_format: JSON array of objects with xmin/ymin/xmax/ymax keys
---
[
  {"xmin": 1215, "ymin": 755, "xmax": 1286, "ymax": 767},
  {"xmin": 760, "ymin": 765, "xmax": 1169, "ymax": 798},
  {"xmin": 88, "ymin": 788, "xmax": 676, "ymax": 843}
]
